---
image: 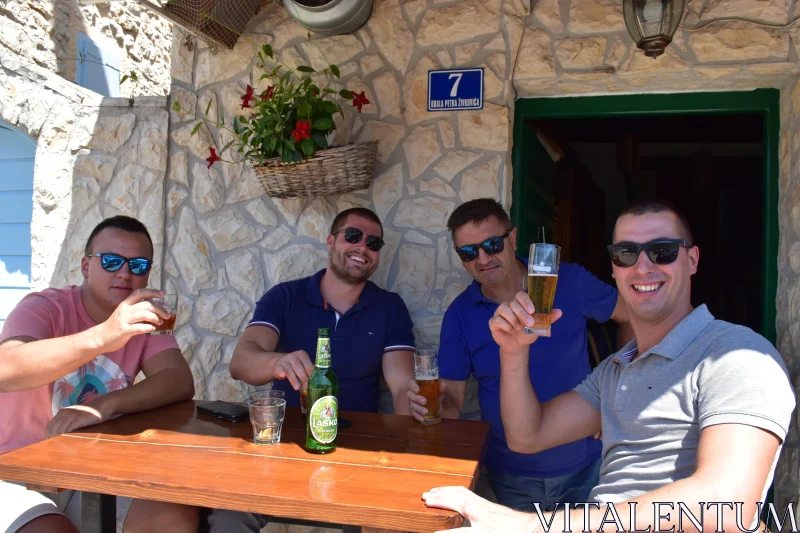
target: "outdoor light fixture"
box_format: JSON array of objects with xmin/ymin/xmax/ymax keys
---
[{"xmin": 622, "ymin": 0, "xmax": 685, "ymax": 58}]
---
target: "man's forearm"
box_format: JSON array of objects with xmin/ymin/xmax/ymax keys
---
[
  {"xmin": 229, "ymin": 346, "xmax": 282, "ymax": 385},
  {"xmin": 93, "ymin": 367, "xmax": 195, "ymax": 417},
  {"xmin": 0, "ymin": 326, "xmax": 108, "ymax": 392},
  {"xmin": 499, "ymin": 348, "xmax": 545, "ymax": 453},
  {"xmin": 393, "ymin": 385, "xmax": 412, "ymax": 415}
]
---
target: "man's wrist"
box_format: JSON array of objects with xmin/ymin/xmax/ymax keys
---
[
  {"xmin": 86, "ymin": 323, "xmax": 110, "ymax": 352},
  {"xmin": 89, "ymin": 391, "xmax": 120, "ymax": 419}
]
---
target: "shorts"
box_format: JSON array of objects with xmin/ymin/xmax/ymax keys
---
[{"xmin": 0, "ymin": 479, "xmax": 80, "ymax": 532}]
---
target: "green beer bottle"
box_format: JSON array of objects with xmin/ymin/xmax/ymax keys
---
[{"xmin": 306, "ymin": 328, "xmax": 339, "ymax": 454}]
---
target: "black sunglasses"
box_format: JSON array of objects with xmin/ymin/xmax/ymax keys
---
[
  {"xmin": 455, "ymin": 229, "xmax": 512, "ymax": 262},
  {"xmin": 607, "ymin": 239, "xmax": 690, "ymax": 268},
  {"xmin": 335, "ymin": 227, "xmax": 385, "ymax": 252},
  {"xmin": 86, "ymin": 253, "xmax": 153, "ymax": 275}
]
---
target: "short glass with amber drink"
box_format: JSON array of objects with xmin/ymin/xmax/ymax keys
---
[
  {"xmin": 414, "ymin": 349, "xmax": 441, "ymax": 425},
  {"xmin": 151, "ymin": 294, "xmax": 178, "ymax": 335}
]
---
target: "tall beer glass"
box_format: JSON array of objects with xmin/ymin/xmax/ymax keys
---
[
  {"xmin": 525, "ymin": 243, "xmax": 560, "ymax": 337},
  {"xmin": 414, "ymin": 350, "xmax": 441, "ymax": 425}
]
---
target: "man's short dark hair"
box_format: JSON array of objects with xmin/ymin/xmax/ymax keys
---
[
  {"xmin": 447, "ymin": 198, "xmax": 511, "ymax": 240},
  {"xmin": 330, "ymin": 207, "xmax": 383, "ymax": 237},
  {"xmin": 85, "ymin": 216, "xmax": 154, "ymax": 256},
  {"xmin": 614, "ymin": 199, "xmax": 694, "ymax": 245}
]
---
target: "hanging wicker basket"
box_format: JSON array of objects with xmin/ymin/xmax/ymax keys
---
[{"xmin": 253, "ymin": 141, "xmax": 379, "ymax": 199}]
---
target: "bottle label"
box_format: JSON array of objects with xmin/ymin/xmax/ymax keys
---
[
  {"xmin": 309, "ymin": 395, "xmax": 338, "ymax": 444},
  {"xmin": 316, "ymin": 337, "xmax": 332, "ymax": 368}
]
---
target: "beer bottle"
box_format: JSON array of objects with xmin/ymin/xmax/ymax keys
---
[{"xmin": 306, "ymin": 328, "xmax": 339, "ymax": 454}]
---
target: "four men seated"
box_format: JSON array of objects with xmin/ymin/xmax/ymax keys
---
[{"xmin": 0, "ymin": 200, "xmax": 794, "ymax": 532}]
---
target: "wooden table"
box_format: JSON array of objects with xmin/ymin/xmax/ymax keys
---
[{"xmin": 0, "ymin": 400, "xmax": 490, "ymax": 533}]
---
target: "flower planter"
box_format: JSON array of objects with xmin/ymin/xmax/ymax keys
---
[
  {"xmin": 253, "ymin": 141, "xmax": 378, "ymax": 199},
  {"xmin": 284, "ymin": 0, "xmax": 374, "ymax": 36}
]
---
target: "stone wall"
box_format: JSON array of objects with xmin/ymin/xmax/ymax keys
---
[
  {"xmin": 1, "ymin": 0, "xmax": 172, "ymax": 97},
  {"xmin": 513, "ymin": 0, "xmax": 800, "ymax": 96},
  {"xmin": 0, "ymin": 49, "xmax": 168, "ymax": 290}
]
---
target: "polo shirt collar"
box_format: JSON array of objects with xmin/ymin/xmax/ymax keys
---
[
  {"xmin": 306, "ymin": 268, "xmax": 376, "ymax": 310},
  {"xmin": 612, "ymin": 304, "xmax": 715, "ymax": 365},
  {"xmin": 468, "ymin": 255, "xmax": 528, "ymax": 305}
]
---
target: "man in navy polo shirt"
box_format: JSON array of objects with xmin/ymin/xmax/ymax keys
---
[
  {"xmin": 230, "ymin": 206, "xmax": 416, "ymax": 413},
  {"xmin": 409, "ymin": 198, "xmax": 629, "ymax": 512},
  {"xmin": 207, "ymin": 207, "xmax": 416, "ymax": 532}
]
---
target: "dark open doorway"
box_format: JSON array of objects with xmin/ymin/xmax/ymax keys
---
[
  {"xmin": 533, "ymin": 113, "xmax": 764, "ymax": 336},
  {"xmin": 512, "ymin": 90, "xmax": 779, "ymax": 351}
]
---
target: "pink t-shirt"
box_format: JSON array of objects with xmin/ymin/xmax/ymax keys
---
[{"xmin": 0, "ymin": 285, "xmax": 179, "ymax": 454}]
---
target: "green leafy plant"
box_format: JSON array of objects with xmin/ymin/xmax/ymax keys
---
[{"xmin": 172, "ymin": 43, "xmax": 370, "ymax": 168}]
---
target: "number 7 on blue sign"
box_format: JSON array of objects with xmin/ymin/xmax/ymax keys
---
[
  {"xmin": 427, "ymin": 68, "xmax": 483, "ymax": 112},
  {"xmin": 448, "ymin": 73, "xmax": 462, "ymax": 97}
]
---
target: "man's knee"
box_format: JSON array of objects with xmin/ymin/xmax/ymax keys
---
[
  {"xmin": 16, "ymin": 514, "xmax": 78, "ymax": 533},
  {"xmin": 206, "ymin": 508, "xmax": 269, "ymax": 533},
  {"xmin": 124, "ymin": 499, "xmax": 199, "ymax": 533}
]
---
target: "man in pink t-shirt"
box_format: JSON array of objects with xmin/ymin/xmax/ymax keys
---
[{"xmin": 0, "ymin": 216, "xmax": 197, "ymax": 533}]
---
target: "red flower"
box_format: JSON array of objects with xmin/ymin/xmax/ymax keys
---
[
  {"xmin": 206, "ymin": 147, "xmax": 222, "ymax": 168},
  {"xmin": 240, "ymin": 84, "xmax": 255, "ymax": 109},
  {"xmin": 260, "ymin": 86, "xmax": 275, "ymax": 101},
  {"xmin": 292, "ymin": 120, "xmax": 311, "ymax": 143},
  {"xmin": 352, "ymin": 91, "xmax": 370, "ymax": 112}
]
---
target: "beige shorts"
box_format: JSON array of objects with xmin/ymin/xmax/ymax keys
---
[{"xmin": 0, "ymin": 480, "xmax": 80, "ymax": 532}]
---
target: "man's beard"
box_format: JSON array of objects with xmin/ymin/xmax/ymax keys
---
[{"xmin": 329, "ymin": 248, "xmax": 377, "ymax": 284}]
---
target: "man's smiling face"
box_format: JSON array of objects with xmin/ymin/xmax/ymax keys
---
[
  {"xmin": 327, "ymin": 214, "xmax": 381, "ymax": 285},
  {"xmin": 612, "ymin": 211, "xmax": 698, "ymax": 324}
]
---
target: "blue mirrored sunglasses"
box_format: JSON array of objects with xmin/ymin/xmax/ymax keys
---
[
  {"xmin": 455, "ymin": 229, "xmax": 512, "ymax": 262},
  {"xmin": 86, "ymin": 253, "xmax": 152, "ymax": 275}
]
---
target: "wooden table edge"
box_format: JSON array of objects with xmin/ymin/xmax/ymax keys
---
[{"xmin": 0, "ymin": 464, "xmax": 466, "ymax": 532}]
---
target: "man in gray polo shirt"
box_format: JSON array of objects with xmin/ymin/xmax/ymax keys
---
[{"xmin": 421, "ymin": 199, "xmax": 795, "ymax": 532}]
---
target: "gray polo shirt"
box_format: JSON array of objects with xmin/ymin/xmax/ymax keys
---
[{"xmin": 574, "ymin": 305, "xmax": 795, "ymax": 504}]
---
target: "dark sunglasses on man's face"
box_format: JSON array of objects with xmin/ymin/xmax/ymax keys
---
[
  {"xmin": 336, "ymin": 227, "xmax": 385, "ymax": 252},
  {"xmin": 607, "ymin": 239, "xmax": 690, "ymax": 268},
  {"xmin": 86, "ymin": 253, "xmax": 153, "ymax": 275},
  {"xmin": 455, "ymin": 229, "xmax": 512, "ymax": 262}
]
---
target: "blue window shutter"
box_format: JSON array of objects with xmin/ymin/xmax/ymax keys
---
[
  {"xmin": 76, "ymin": 33, "xmax": 121, "ymax": 97},
  {"xmin": 0, "ymin": 123, "xmax": 35, "ymax": 327}
]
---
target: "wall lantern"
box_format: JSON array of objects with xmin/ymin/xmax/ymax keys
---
[{"xmin": 622, "ymin": 0, "xmax": 685, "ymax": 58}]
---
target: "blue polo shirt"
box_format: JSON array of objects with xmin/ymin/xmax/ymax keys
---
[
  {"xmin": 439, "ymin": 261, "xmax": 617, "ymax": 477},
  {"xmin": 248, "ymin": 269, "xmax": 416, "ymax": 413}
]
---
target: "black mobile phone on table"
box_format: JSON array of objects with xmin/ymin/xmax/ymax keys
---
[{"xmin": 196, "ymin": 400, "xmax": 249, "ymax": 422}]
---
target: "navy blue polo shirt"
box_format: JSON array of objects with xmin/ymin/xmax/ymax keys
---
[
  {"xmin": 248, "ymin": 269, "xmax": 416, "ymax": 413},
  {"xmin": 439, "ymin": 260, "xmax": 617, "ymax": 477}
]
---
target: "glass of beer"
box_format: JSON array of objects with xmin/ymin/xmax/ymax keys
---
[
  {"xmin": 525, "ymin": 243, "xmax": 560, "ymax": 337},
  {"xmin": 414, "ymin": 349, "xmax": 441, "ymax": 425},
  {"xmin": 151, "ymin": 294, "xmax": 178, "ymax": 335},
  {"xmin": 300, "ymin": 384, "xmax": 308, "ymax": 417}
]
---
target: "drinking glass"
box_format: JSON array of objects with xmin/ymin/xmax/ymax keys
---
[
  {"xmin": 151, "ymin": 294, "xmax": 178, "ymax": 335},
  {"xmin": 249, "ymin": 398, "xmax": 286, "ymax": 445},
  {"xmin": 414, "ymin": 350, "xmax": 441, "ymax": 425},
  {"xmin": 250, "ymin": 389, "xmax": 285, "ymax": 401},
  {"xmin": 524, "ymin": 243, "xmax": 561, "ymax": 337}
]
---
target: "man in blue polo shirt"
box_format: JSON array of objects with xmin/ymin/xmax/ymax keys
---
[
  {"xmin": 409, "ymin": 198, "xmax": 629, "ymax": 512},
  {"xmin": 207, "ymin": 207, "xmax": 416, "ymax": 532}
]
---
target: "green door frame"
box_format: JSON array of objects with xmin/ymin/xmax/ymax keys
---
[{"xmin": 512, "ymin": 89, "xmax": 780, "ymax": 344}]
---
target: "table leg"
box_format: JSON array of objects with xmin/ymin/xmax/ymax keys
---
[{"xmin": 81, "ymin": 492, "xmax": 116, "ymax": 533}]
